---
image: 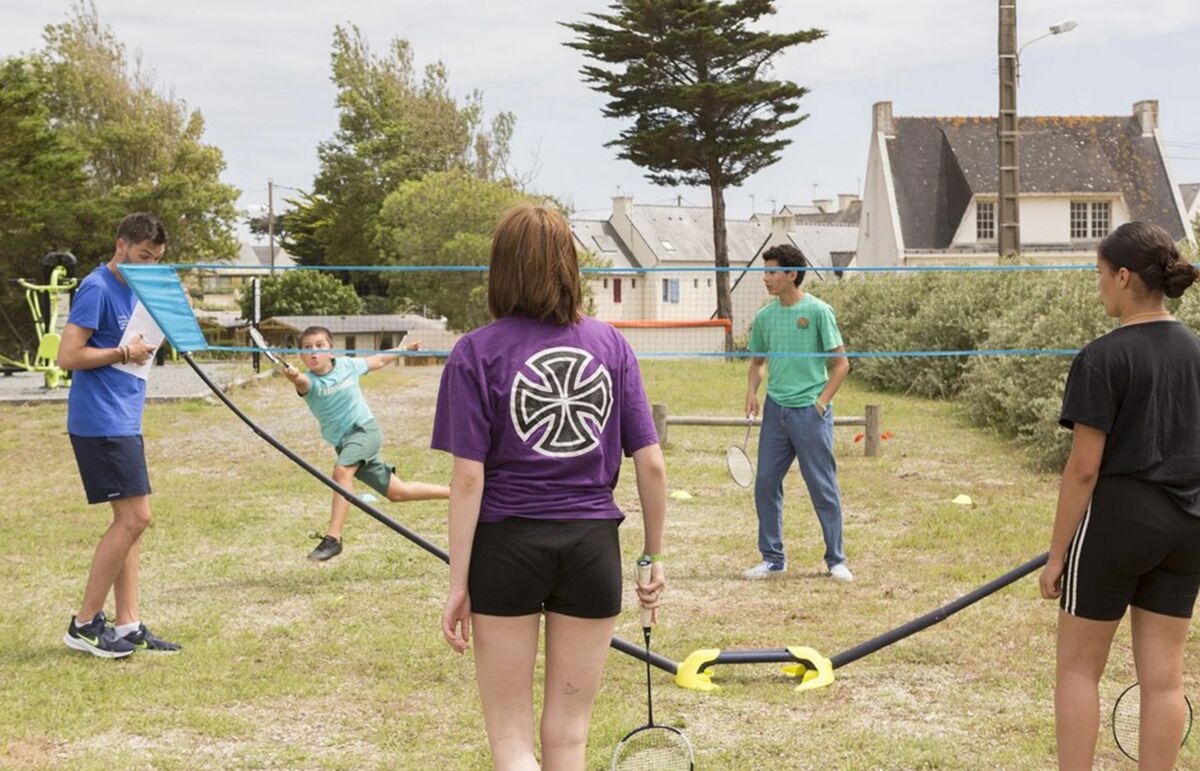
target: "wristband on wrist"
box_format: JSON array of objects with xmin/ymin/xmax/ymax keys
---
[
  {"xmin": 120, "ymin": 345, "xmax": 129, "ymax": 364},
  {"xmin": 640, "ymin": 553, "xmax": 665, "ymax": 563}
]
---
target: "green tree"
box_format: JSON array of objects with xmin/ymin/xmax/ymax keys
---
[
  {"xmin": 564, "ymin": 0, "xmax": 824, "ymax": 349},
  {"xmin": 34, "ymin": 1, "xmax": 240, "ymax": 265},
  {"xmin": 283, "ymin": 25, "xmax": 514, "ymax": 266},
  {"xmin": 0, "ymin": 58, "xmax": 90, "ymax": 352},
  {"xmin": 374, "ymin": 169, "xmax": 533, "ymax": 329},
  {"xmin": 238, "ymin": 269, "xmax": 364, "ymax": 320}
]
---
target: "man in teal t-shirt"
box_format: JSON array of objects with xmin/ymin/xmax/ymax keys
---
[{"xmin": 743, "ymin": 244, "xmax": 853, "ymax": 582}]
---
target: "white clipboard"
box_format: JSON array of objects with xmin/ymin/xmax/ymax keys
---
[{"xmin": 112, "ymin": 302, "xmax": 165, "ymax": 380}]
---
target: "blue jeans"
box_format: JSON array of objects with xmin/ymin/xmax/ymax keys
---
[{"xmin": 754, "ymin": 396, "xmax": 846, "ymax": 568}]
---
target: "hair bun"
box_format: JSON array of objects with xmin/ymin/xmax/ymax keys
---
[{"xmin": 1163, "ymin": 259, "xmax": 1200, "ymax": 299}]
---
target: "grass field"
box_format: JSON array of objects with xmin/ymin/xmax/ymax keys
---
[{"xmin": 2, "ymin": 359, "xmax": 1196, "ymax": 769}]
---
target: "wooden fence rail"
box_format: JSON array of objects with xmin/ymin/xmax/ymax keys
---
[{"xmin": 652, "ymin": 403, "xmax": 882, "ymax": 457}]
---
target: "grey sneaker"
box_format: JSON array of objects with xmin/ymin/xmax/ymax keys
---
[
  {"xmin": 742, "ymin": 560, "xmax": 787, "ymax": 580},
  {"xmin": 307, "ymin": 533, "xmax": 343, "ymax": 561},
  {"xmin": 828, "ymin": 562, "xmax": 854, "ymax": 582}
]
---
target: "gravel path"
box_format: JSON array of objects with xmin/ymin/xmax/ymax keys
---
[{"xmin": 0, "ymin": 361, "xmax": 268, "ymax": 405}]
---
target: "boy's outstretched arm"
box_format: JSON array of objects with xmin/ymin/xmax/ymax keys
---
[
  {"xmin": 284, "ymin": 364, "xmax": 310, "ymax": 396},
  {"xmin": 365, "ymin": 339, "xmax": 422, "ymax": 372}
]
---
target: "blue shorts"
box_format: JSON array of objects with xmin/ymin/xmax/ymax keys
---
[{"xmin": 69, "ymin": 434, "xmax": 152, "ymax": 504}]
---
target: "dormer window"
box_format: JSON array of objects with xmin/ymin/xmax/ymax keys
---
[
  {"xmin": 1071, "ymin": 201, "xmax": 1111, "ymax": 239},
  {"xmin": 976, "ymin": 201, "xmax": 996, "ymax": 240}
]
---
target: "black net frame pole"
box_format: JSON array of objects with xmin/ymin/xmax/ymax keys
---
[
  {"xmin": 829, "ymin": 551, "xmax": 1048, "ymax": 669},
  {"xmin": 182, "ymin": 352, "xmax": 679, "ymax": 674},
  {"xmin": 694, "ymin": 552, "xmax": 1049, "ymax": 673}
]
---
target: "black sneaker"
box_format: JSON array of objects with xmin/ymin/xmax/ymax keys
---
[
  {"xmin": 119, "ymin": 622, "xmax": 181, "ymax": 653},
  {"xmin": 63, "ymin": 612, "xmax": 136, "ymax": 659},
  {"xmin": 307, "ymin": 533, "xmax": 342, "ymax": 561}
]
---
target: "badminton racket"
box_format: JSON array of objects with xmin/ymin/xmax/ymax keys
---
[
  {"xmin": 611, "ymin": 559, "xmax": 694, "ymax": 771},
  {"xmin": 726, "ymin": 418, "xmax": 755, "ymax": 488},
  {"xmin": 1112, "ymin": 681, "xmax": 1193, "ymax": 761},
  {"xmin": 247, "ymin": 326, "xmax": 286, "ymax": 368}
]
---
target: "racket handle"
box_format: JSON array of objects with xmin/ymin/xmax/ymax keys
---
[{"xmin": 637, "ymin": 558, "xmax": 653, "ymax": 628}]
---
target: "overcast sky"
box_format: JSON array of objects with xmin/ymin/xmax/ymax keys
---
[{"xmin": 2, "ymin": 1, "xmax": 1198, "ymax": 237}]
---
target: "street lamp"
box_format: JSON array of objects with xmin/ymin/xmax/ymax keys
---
[{"xmin": 1017, "ymin": 19, "xmax": 1078, "ymax": 83}]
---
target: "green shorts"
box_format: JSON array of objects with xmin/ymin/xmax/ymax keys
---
[{"xmin": 334, "ymin": 420, "xmax": 395, "ymax": 497}]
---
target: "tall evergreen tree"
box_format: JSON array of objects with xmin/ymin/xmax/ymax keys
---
[{"xmin": 564, "ymin": 0, "xmax": 824, "ymax": 348}]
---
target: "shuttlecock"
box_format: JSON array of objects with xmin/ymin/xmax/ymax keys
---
[
  {"xmin": 951, "ymin": 494, "xmax": 974, "ymax": 507},
  {"xmin": 668, "ymin": 490, "xmax": 694, "ymax": 500}
]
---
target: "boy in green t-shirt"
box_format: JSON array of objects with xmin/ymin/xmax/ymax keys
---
[
  {"xmin": 743, "ymin": 245, "xmax": 853, "ymax": 582},
  {"xmin": 282, "ymin": 325, "xmax": 449, "ymax": 561}
]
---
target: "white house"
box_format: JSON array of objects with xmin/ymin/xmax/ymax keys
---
[
  {"xmin": 197, "ymin": 242, "xmax": 300, "ymax": 295},
  {"xmin": 856, "ymin": 100, "xmax": 1194, "ymax": 267},
  {"xmin": 571, "ymin": 196, "xmax": 861, "ymax": 346},
  {"xmin": 1181, "ymin": 183, "xmax": 1200, "ymax": 232}
]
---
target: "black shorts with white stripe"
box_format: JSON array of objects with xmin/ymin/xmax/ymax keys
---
[{"xmin": 1061, "ymin": 475, "xmax": 1200, "ymax": 621}]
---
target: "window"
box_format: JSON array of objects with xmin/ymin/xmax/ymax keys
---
[
  {"xmin": 602, "ymin": 278, "xmax": 608, "ymax": 289},
  {"xmin": 1091, "ymin": 202, "xmax": 1110, "ymax": 238},
  {"xmin": 707, "ymin": 279, "xmax": 712, "ymax": 288},
  {"xmin": 345, "ymin": 335, "xmax": 356, "ymax": 356},
  {"xmin": 612, "ymin": 278, "xmax": 622, "ymax": 304},
  {"xmin": 631, "ymin": 279, "xmax": 637, "ymax": 289},
  {"xmin": 661, "ymin": 278, "xmax": 680, "ymax": 304},
  {"xmin": 976, "ymin": 201, "xmax": 996, "ymax": 240},
  {"xmin": 1070, "ymin": 201, "xmax": 1112, "ymax": 239},
  {"xmin": 380, "ymin": 334, "xmax": 394, "ymax": 350},
  {"xmin": 693, "ymin": 278, "xmax": 699, "ymax": 289},
  {"xmin": 661, "ymin": 240, "xmax": 676, "ymax": 252}
]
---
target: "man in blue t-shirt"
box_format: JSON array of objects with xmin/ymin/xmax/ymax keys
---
[
  {"xmin": 58, "ymin": 212, "xmax": 181, "ymax": 658},
  {"xmin": 743, "ymin": 244, "xmax": 853, "ymax": 582}
]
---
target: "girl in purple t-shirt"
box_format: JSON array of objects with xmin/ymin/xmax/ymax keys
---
[{"xmin": 432, "ymin": 204, "xmax": 668, "ymax": 768}]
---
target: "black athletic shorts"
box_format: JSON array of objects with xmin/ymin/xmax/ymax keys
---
[
  {"xmin": 1061, "ymin": 476, "xmax": 1200, "ymax": 621},
  {"xmin": 468, "ymin": 517, "xmax": 622, "ymax": 619},
  {"xmin": 69, "ymin": 434, "xmax": 152, "ymax": 505}
]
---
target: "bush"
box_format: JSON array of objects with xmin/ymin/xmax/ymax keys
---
[
  {"xmin": 238, "ymin": 269, "xmax": 363, "ymax": 320},
  {"xmin": 820, "ymin": 266, "xmax": 1200, "ymax": 470}
]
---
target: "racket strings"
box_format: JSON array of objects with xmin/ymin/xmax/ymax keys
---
[
  {"xmin": 1112, "ymin": 683, "xmax": 1193, "ymax": 762},
  {"xmin": 613, "ymin": 726, "xmax": 694, "ymax": 770},
  {"xmin": 726, "ymin": 446, "xmax": 754, "ymax": 487}
]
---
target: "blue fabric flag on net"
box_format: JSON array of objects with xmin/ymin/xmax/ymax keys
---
[{"xmin": 117, "ymin": 265, "xmax": 209, "ymax": 353}]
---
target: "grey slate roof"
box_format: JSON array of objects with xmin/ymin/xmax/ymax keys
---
[
  {"xmin": 888, "ymin": 115, "xmax": 1187, "ymax": 249},
  {"xmin": 570, "ymin": 219, "xmax": 640, "ymax": 269},
  {"xmin": 788, "ymin": 224, "xmax": 861, "ymax": 272},
  {"xmin": 628, "ymin": 205, "xmax": 768, "ymax": 264}
]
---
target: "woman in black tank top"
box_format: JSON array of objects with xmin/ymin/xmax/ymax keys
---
[{"xmin": 1039, "ymin": 221, "xmax": 1200, "ymax": 769}]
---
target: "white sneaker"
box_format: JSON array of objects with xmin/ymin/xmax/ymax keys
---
[
  {"xmin": 828, "ymin": 562, "xmax": 854, "ymax": 582},
  {"xmin": 742, "ymin": 560, "xmax": 787, "ymax": 580}
]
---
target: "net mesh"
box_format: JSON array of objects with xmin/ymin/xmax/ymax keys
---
[{"xmin": 612, "ymin": 726, "xmax": 694, "ymax": 771}]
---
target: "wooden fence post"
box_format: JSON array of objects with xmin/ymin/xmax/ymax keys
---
[
  {"xmin": 864, "ymin": 404, "xmax": 881, "ymax": 457},
  {"xmin": 652, "ymin": 403, "xmax": 668, "ymax": 448}
]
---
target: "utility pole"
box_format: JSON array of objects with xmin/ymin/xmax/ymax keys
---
[
  {"xmin": 267, "ymin": 178, "xmax": 276, "ymax": 275},
  {"xmin": 998, "ymin": 0, "xmax": 1020, "ymax": 257}
]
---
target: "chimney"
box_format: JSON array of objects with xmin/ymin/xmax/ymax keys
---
[
  {"xmin": 770, "ymin": 213, "xmax": 797, "ymax": 241},
  {"xmin": 837, "ymin": 193, "xmax": 859, "ymax": 212},
  {"xmin": 612, "ymin": 195, "xmax": 633, "ymax": 219},
  {"xmin": 872, "ymin": 101, "xmax": 895, "ymax": 137},
  {"xmin": 1134, "ymin": 100, "xmax": 1158, "ymax": 137},
  {"xmin": 813, "ymin": 199, "xmax": 833, "ymax": 214}
]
